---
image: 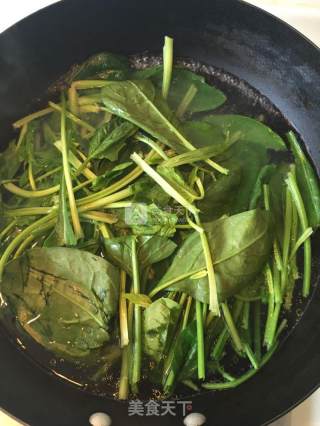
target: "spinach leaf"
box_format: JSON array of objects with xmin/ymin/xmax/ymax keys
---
[
  {"xmin": 182, "ymin": 121, "xmax": 226, "ymax": 149},
  {"xmin": 88, "ymin": 117, "xmax": 137, "ymax": 161},
  {"xmin": 143, "ymin": 297, "xmax": 181, "ymax": 363},
  {"xmin": 1, "ymin": 247, "xmax": 119, "ymax": 358},
  {"xmin": 157, "ymin": 165, "xmax": 199, "ymax": 203},
  {"xmin": 249, "ymin": 164, "xmax": 278, "ymax": 209},
  {"xmin": 69, "ymin": 52, "xmax": 130, "ymax": 81},
  {"xmin": 181, "ymin": 120, "xmax": 241, "ymax": 152},
  {"xmin": 203, "ymin": 115, "xmax": 285, "ymax": 150},
  {"xmin": 269, "ymin": 163, "xmax": 291, "ymax": 244},
  {"xmin": 197, "ymin": 166, "xmax": 242, "ymax": 221},
  {"xmin": 103, "ymin": 235, "xmax": 177, "ymax": 276},
  {"xmin": 124, "ymin": 293, "xmax": 152, "ymax": 308},
  {"xmin": 17, "ymin": 122, "xmax": 62, "ymax": 188},
  {"xmin": 92, "ymin": 162, "xmax": 133, "ymax": 191},
  {"xmin": 133, "ymin": 67, "xmax": 226, "ymax": 113},
  {"xmin": 155, "ymin": 209, "xmax": 273, "ymax": 302},
  {"xmin": 131, "ymin": 65, "xmax": 162, "ymax": 80},
  {"xmin": 132, "ymin": 176, "xmax": 170, "ymax": 207},
  {"xmin": 161, "ymin": 140, "xmax": 238, "ymax": 168},
  {"xmin": 201, "ymin": 115, "xmax": 286, "ymax": 213},
  {"xmin": 0, "ymin": 141, "xmax": 23, "ymax": 182},
  {"xmin": 44, "ymin": 174, "xmax": 77, "ymax": 247},
  {"xmin": 116, "ymin": 203, "xmax": 178, "ymax": 236},
  {"xmin": 169, "ymin": 320, "xmax": 198, "ymax": 382},
  {"xmin": 287, "ymin": 131, "xmax": 320, "ymax": 228},
  {"xmin": 101, "ymin": 80, "xmax": 194, "ymax": 153},
  {"xmin": 236, "ymin": 273, "xmax": 266, "ymax": 301}
]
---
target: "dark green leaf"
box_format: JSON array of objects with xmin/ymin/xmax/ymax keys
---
[
  {"xmin": 143, "ymin": 297, "xmax": 181, "ymax": 362},
  {"xmin": 181, "ymin": 120, "xmax": 241, "ymax": 154},
  {"xmin": 288, "ymin": 131, "xmax": 320, "ymax": 228},
  {"xmin": 161, "ymin": 132, "xmax": 239, "ymax": 168},
  {"xmin": 44, "ymin": 174, "xmax": 77, "ymax": 247},
  {"xmin": 1, "ymin": 247, "xmax": 119, "ymax": 358},
  {"xmin": 249, "ymin": 164, "xmax": 278, "ymax": 209},
  {"xmin": 203, "ymin": 115, "xmax": 285, "ymax": 150},
  {"xmin": 132, "ymin": 176, "xmax": 170, "ymax": 207},
  {"xmin": 182, "ymin": 121, "xmax": 226, "ymax": 149},
  {"xmin": 201, "ymin": 115, "xmax": 286, "ymax": 213},
  {"xmin": 124, "ymin": 293, "xmax": 152, "ymax": 308},
  {"xmin": 131, "ymin": 65, "xmax": 162, "ymax": 80},
  {"xmin": 155, "ymin": 209, "xmax": 273, "ymax": 302},
  {"xmin": 133, "ymin": 67, "xmax": 226, "ymax": 113},
  {"xmin": 101, "ymin": 80, "xmax": 193, "ymax": 153},
  {"xmin": 269, "ymin": 163, "xmax": 291, "ymax": 245},
  {"xmin": 116, "ymin": 203, "xmax": 178, "ymax": 236},
  {"xmin": 88, "ymin": 117, "xmax": 137, "ymax": 161},
  {"xmin": 197, "ymin": 166, "xmax": 242, "ymax": 221},
  {"xmin": 236, "ymin": 273, "xmax": 266, "ymax": 301},
  {"xmin": 69, "ymin": 52, "xmax": 130, "ymax": 81},
  {"xmin": 157, "ymin": 165, "xmax": 199, "ymax": 203},
  {"xmin": 103, "ymin": 234, "xmax": 177, "ymax": 276},
  {"xmin": 177, "ymin": 323, "xmax": 199, "ymax": 381},
  {"xmin": 169, "ymin": 320, "xmax": 198, "ymax": 382},
  {"xmin": 0, "ymin": 141, "xmax": 23, "ymax": 181},
  {"xmin": 92, "ymin": 162, "xmax": 132, "ymax": 191}
]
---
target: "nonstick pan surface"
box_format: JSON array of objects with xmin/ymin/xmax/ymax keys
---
[{"xmin": 0, "ymin": 1, "xmax": 320, "ymax": 425}]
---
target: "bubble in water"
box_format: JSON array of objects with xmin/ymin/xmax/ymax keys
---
[{"xmin": 49, "ymin": 358, "xmax": 57, "ymax": 367}]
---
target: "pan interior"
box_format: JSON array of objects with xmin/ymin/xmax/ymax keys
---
[{"xmin": 0, "ymin": 53, "xmax": 318, "ymax": 401}]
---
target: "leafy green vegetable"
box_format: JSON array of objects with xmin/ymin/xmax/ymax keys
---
[
  {"xmin": 124, "ymin": 293, "xmax": 152, "ymax": 308},
  {"xmin": 101, "ymin": 80, "xmax": 194, "ymax": 153},
  {"xmin": 134, "ymin": 67, "xmax": 226, "ymax": 113},
  {"xmin": 103, "ymin": 234, "xmax": 177, "ymax": 276},
  {"xmin": 1, "ymin": 247, "xmax": 119, "ymax": 358},
  {"xmin": 69, "ymin": 52, "xmax": 130, "ymax": 81},
  {"xmin": 161, "ymin": 135, "xmax": 239, "ymax": 168},
  {"xmin": 249, "ymin": 164, "xmax": 278, "ymax": 209},
  {"xmin": 0, "ymin": 141, "xmax": 23, "ymax": 182},
  {"xmin": 44, "ymin": 174, "xmax": 76, "ymax": 247},
  {"xmin": 154, "ymin": 209, "xmax": 273, "ymax": 302},
  {"xmin": 169, "ymin": 69, "xmax": 226, "ymax": 113},
  {"xmin": 169, "ymin": 320, "xmax": 198, "ymax": 383},
  {"xmin": 269, "ymin": 163, "xmax": 291, "ymax": 244},
  {"xmin": 202, "ymin": 115, "xmax": 286, "ymax": 213},
  {"xmin": 287, "ymin": 131, "xmax": 320, "ymax": 228},
  {"xmin": 143, "ymin": 297, "xmax": 181, "ymax": 362},
  {"xmin": 1, "ymin": 37, "xmax": 318, "ymax": 400},
  {"xmin": 92, "ymin": 162, "xmax": 133, "ymax": 191},
  {"xmin": 116, "ymin": 202, "xmax": 178, "ymax": 236},
  {"xmin": 182, "ymin": 121, "xmax": 226, "ymax": 149},
  {"xmin": 203, "ymin": 115, "xmax": 285, "ymax": 150},
  {"xmin": 157, "ymin": 165, "xmax": 199, "ymax": 203},
  {"xmin": 131, "ymin": 65, "xmax": 162, "ymax": 80},
  {"xmin": 132, "ymin": 176, "xmax": 170, "ymax": 207},
  {"xmin": 88, "ymin": 117, "xmax": 137, "ymax": 161},
  {"xmin": 197, "ymin": 166, "xmax": 242, "ymax": 221}
]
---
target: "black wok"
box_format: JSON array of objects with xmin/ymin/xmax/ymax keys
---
[{"xmin": 0, "ymin": 0, "xmax": 319, "ymax": 425}]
